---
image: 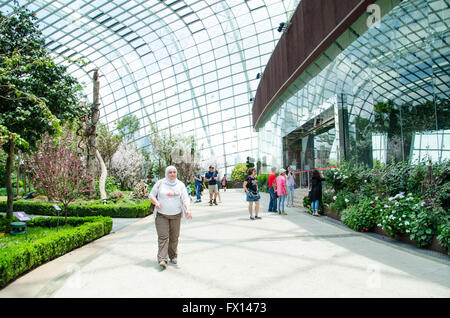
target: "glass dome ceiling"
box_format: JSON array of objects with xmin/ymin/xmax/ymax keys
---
[{"xmin": 0, "ymin": 0, "xmax": 300, "ymax": 173}]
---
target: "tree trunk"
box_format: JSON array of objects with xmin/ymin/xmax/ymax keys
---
[
  {"xmin": 64, "ymin": 204, "xmax": 68, "ymax": 225},
  {"xmin": 16, "ymin": 158, "xmax": 20, "ymax": 196},
  {"xmin": 23, "ymin": 166, "xmax": 27, "ymax": 195},
  {"xmin": 5, "ymin": 137, "xmax": 15, "ymax": 219},
  {"xmin": 86, "ymin": 69, "xmax": 101, "ymax": 199},
  {"xmin": 96, "ymin": 149, "xmax": 107, "ymax": 203}
]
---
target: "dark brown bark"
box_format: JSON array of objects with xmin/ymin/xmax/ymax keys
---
[
  {"xmin": 64, "ymin": 204, "xmax": 68, "ymax": 225},
  {"xmin": 5, "ymin": 137, "xmax": 15, "ymax": 219}
]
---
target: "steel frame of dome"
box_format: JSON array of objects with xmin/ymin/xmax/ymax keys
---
[{"xmin": 0, "ymin": 0, "xmax": 301, "ymax": 174}]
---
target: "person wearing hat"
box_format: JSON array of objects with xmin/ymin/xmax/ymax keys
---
[
  {"xmin": 276, "ymin": 168, "xmax": 288, "ymax": 215},
  {"xmin": 205, "ymin": 165, "xmax": 219, "ymax": 206},
  {"xmin": 150, "ymin": 165, "xmax": 192, "ymax": 269}
]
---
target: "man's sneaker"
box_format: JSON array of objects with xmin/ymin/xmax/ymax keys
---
[
  {"xmin": 255, "ymin": 216, "xmax": 262, "ymax": 220},
  {"xmin": 281, "ymin": 212, "xmax": 288, "ymax": 215},
  {"xmin": 250, "ymin": 216, "xmax": 255, "ymax": 220},
  {"xmin": 278, "ymin": 211, "xmax": 281, "ymax": 215},
  {"xmin": 213, "ymin": 200, "xmax": 218, "ymax": 205},
  {"xmin": 209, "ymin": 201, "xmax": 213, "ymax": 206},
  {"xmin": 159, "ymin": 260, "xmax": 167, "ymax": 269},
  {"xmin": 170, "ymin": 258, "xmax": 177, "ymax": 265}
]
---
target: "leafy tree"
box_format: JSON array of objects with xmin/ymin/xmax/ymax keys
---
[
  {"xmin": 148, "ymin": 123, "xmax": 177, "ymax": 178},
  {"xmin": 147, "ymin": 123, "xmax": 201, "ymax": 182},
  {"xmin": 116, "ymin": 114, "xmax": 140, "ymax": 141},
  {"xmin": 0, "ymin": 5, "xmax": 86, "ymax": 218},
  {"xmin": 231, "ymin": 163, "xmax": 248, "ymax": 182},
  {"xmin": 96, "ymin": 122, "xmax": 122, "ymax": 171}
]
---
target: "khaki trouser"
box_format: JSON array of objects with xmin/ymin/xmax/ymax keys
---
[{"xmin": 155, "ymin": 212, "xmax": 182, "ymax": 263}]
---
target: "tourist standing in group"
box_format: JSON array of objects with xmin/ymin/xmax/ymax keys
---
[
  {"xmin": 205, "ymin": 165, "xmax": 219, "ymax": 206},
  {"xmin": 215, "ymin": 169, "xmax": 222, "ymax": 203},
  {"xmin": 243, "ymin": 167, "xmax": 261, "ymax": 220},
  {"xmin": 310, "ymin": 169, "xmax": 325, "ymax": 216},
  {"xmin": 276, "ymin": 168, "xmax": 288, "ymax": 215},
  {"xmin": 186, "ymin": 182, "xmax": 193, "ymax": 202},
  {"xmin": 221, "ymin": 174, "xmax": 227, "ymax": 192},
  {"xmin": 150, "ymin": 166, "xmax": 192, "ymax": 269},
  {"xmin": 193, "ymin": 168, "xmax": 203, "ymax": 203},
  {"xmin": 268, "ymin": 166, "xmax": 277, "ymax": 213},
  {"xmin": 286, "ymin": 167, "xmax": 295, "ymax": 207}
]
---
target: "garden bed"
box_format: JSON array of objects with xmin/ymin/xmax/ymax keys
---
[
  {"xmin": 325, "ymin": 208, "xmax": 341, "ymax": 221},
  {"xmin": 0, "ymin": 199, "xmax": 152, "ymax": 218},
  {"xmin": 0, "ymin": 215, "xmax": 112, "ymax": 288},
  {"xmin": 323, "ymin": 206, "xmax": 448, "ymax": 255}
]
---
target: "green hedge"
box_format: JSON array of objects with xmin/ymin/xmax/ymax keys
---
[
  {"xmin": 0, "ymin": 216, "xmax": 112, "ymax": 288},
  {"xmin": 0, "ymin": 200, "xmax": 152, "ymax": 218}
]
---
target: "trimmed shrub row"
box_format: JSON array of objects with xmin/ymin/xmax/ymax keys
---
[
  {"xmin": 0, "ymin": 216, "xmax": 112, "ymax": 288},
  {"xmin": 0, "ymin": 200, "xmax": 152, "ymax": 218}
]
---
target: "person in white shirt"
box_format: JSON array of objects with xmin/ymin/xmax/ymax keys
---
[{"xmin": 150, "ymin": 166, "xmax": 192, "ymax": 269}]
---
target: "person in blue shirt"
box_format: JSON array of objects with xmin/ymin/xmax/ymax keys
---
[
  {"xmin": 186, "ymin": 182, "xmax": 193, "ymax": 202},
  {"xmin": 205, "ymin": 165, "xmax": 219, "ymax": 206},
  {"xmin": 193, "ymin": 168, "xmax": 203, "ymax": 203}
]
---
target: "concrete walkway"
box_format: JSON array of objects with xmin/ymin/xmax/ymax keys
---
[{"xmin": 1, "ymin": 191, "xmax": 449, "ymax": 298}]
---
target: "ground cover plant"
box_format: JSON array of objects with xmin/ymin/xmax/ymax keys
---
[{"xmin": 0, "ymin": 215, "xmax": 112, "ymax": 288}]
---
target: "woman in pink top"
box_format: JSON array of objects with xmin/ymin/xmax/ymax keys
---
[{"xmin": 276, "ymin": 168, "xmax": 288, "ymax": 215}]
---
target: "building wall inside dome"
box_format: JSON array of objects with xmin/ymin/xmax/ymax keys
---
[{"xmin": 257, "ymin": 0, "xmax": 450, "ymax": 175}]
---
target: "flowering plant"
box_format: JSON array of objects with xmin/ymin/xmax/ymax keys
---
[
  {"xmin": 329, "ymin": 189, "xmax": 358, "ymax": 212},
  {"xmin": 341, "ymin": 197, "xmax": 382, "ymax": 232},
  {"xmin": 378, "ymin": 192, "xmax": 420, "ymax": 237},
  {"xmin": 409, "ymin": 203, "xmax": 446, "ymax": 247}
]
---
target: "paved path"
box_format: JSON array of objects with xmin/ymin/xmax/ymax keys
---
[{"xmin": 1, "ymin": 191, "xmax": 449, "ymax": 298}]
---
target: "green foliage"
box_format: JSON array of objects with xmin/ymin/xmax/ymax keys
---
[
  {"xmin": 0, "ymin": 149, "xmax": 6, "ymax": 187},
  {"xmin": 257, "ymin": 174, "xmax": 269, "ymax": 193},
  {"xmin": 328, "ymin": 189, "xmax": 359, "ymax": 212},
  {"xmin": 431, "ymin": 160, "xmax": 450, "ymax": 211},
  {"xmin": 0, "ymin": 5, "xmax": 86, "ymax": 151},
  {"xmin": 303, "ymin": 195, "xmax": 311, "ymax": 209},
  {"xmin": 437, "ymin": 220, "xmax": 450, "ymax": 253},
  {"xmin": 95, "ymin": 176, "xmax": 119, "ymax": 196},
  {"xmin": 231, "ymin": 163, "xmax": 248, "ymax": 182},
  {"xmin": 0, "ymin": 200, "xmax": 152, "ymax": 218},
  {"xmin": 0, "ymin": 214, "xmax": 18, "ymax": 233},
  {"xmin": 0, "ymin": 216, "xmax": 112, "ymax": 288},
  {"xmin": 409, "ymin": 206, "xmax": 447, "ymax": 247},
  {"xmin": 115, "ymin": 114, "xmax": 140, "ymax": 140},
  {"xmin": 378, "ymin": 193, "xmax": 419, "ymax": 237},
  {"xmin": 341, "ymin": 198, "xmax": 382, "ymax": 232}
]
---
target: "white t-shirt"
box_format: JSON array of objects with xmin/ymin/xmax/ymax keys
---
[{"xmin": 150, "ymin": 179, "xmax": 190, "ymax": 217}]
